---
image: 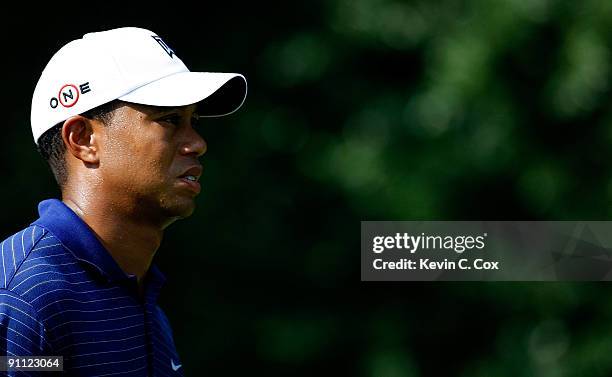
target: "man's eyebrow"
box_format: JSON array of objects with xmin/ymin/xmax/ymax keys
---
[
  {"xmin": 148, "ymin": 105, "xmax": 197, "ymax": 116},
  {"xmin": 149, "ymin": 106, "xmax": 182, "ymax": 114}
]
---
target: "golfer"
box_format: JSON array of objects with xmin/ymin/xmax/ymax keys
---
[{"xmin": 0, "ymin": 27, "xmax": 247, "ymax": 376}]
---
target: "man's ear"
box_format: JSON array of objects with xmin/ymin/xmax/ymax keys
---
[{"xmin": 61, "ymin": 116, "xmax": 100, "ymax": 164}]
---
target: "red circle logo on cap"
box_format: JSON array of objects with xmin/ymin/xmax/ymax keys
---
[{"xmin": 58, "ymin": 84, "xmax": 79, "ymax": 108}]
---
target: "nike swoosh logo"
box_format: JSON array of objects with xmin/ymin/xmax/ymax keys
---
[{"xmin": 171, "ymin": 359, "xmax": 182, "ymax": 371}]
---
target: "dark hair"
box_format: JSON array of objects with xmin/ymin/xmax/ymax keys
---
[{"xmin": 36, "ymin": 100, "xmax": 124, "ymax": 189}]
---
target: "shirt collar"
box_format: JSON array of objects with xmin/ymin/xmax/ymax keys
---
[{"xmin": 31, "ymin": 199, "xmax": 166, "ymax": 292}]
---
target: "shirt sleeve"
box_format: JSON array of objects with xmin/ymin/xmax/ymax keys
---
[{"xmin": 0, "ymin": 289, "xmax": 50, "ymax": 360}]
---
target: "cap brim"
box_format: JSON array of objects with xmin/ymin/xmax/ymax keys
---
[{"xmin": 118, "ymin": 71, "xmax": 247, "ymax": 116}]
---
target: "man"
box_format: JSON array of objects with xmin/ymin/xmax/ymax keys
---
[{"xmin": 0, "ymin": 27, "xmax": 247, "ymax": 375}]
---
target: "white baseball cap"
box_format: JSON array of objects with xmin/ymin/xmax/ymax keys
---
[{"xmin": 31, "ymin": 27, "xmax": 247, "ymax": 144}]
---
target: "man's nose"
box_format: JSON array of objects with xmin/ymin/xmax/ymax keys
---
[{"xmin": 181, "ymin": 127, "xmax": 207, "ymax": 157}]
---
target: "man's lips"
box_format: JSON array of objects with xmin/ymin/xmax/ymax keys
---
[
  {"xmin": 178, "ymin": 165, "xmax": 203, "ymax": 180},
  {"xmin": 177, "ymin": 165, "xmax": 203, "ymax": 194}
]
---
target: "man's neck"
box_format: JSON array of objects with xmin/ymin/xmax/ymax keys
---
[{"xmin": 61, "ymin": 195, "xmax": 164, "ymax": 290}]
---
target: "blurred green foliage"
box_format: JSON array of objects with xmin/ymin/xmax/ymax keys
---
[{"xmin": 2, "ymin": 0, "xmax": 612, "ymax": 376}]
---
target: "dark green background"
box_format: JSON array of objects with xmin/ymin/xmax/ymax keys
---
[{"xmin": 2, "ymin": 1, "xmax": 612, "ymax": 376}]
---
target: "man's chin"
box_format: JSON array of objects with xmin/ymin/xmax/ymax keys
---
[
  {"xmin": 156, "ymin": 195, "xmax": 198, "ymax": 224},
  {"xmin": 167, "ymin": 198, "xmax": 197, "ymax": 218}
]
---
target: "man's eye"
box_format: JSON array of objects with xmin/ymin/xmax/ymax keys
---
[
  {"xmin": 160, "ymin": 115, "xmax": 181, "ymax": 125},
  {"xmin": 191, "ymin": 114, "xmax": 201, "ymax": 127}
]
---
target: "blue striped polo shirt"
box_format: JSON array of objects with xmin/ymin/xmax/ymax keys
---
[{"xmin": 0, "ymin": 199, "xmax": 184, "ymax": 376}]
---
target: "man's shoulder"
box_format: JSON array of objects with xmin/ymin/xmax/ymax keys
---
[
  {"xmin": 0, "ymin": 224, "xmax": 57, "ymax": 355},
  {"xmin": 0, "ymin": 225, "xmax": 67, "ymax": 291}
]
